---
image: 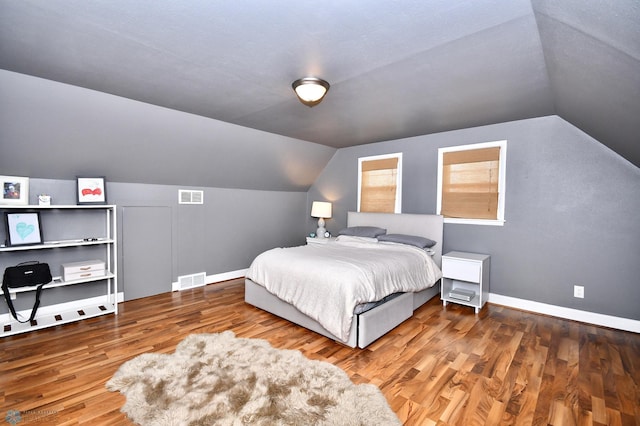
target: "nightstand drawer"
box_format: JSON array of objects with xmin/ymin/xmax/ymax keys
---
[{"xmin": 442, "ymin": 259, "xmax": 480, "ymax": 282}]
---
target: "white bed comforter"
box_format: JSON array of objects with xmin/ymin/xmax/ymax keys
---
[{"xmin": 245, "ymin": 238, "xmax": 442, "ymax": 342}]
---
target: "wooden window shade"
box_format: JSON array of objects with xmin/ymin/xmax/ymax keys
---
[
  {"xmin": 360, "ymin": 157, "xmax": 398, "ymax": 213},
  {"xmin": 442, "ymin": 147, "xmax": 500, "ymax": 220}
]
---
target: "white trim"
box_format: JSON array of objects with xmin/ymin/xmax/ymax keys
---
[
  {"xmin": 357, "ymin": 152, "xmax": 403, "ymax": 213},
  {"xmin": 396, "ymin": 154, "xmax": 403, "ymax": 213},
  {"xmin": 443, "ymin": 218, "xmax": 505, "ymax": 226},
  {"xmin": 0, "ymin": 293, "xmax": 124, "ymax": 324},
  {"xmin": 172, "ymin": 268, "xmax": 248, "ymax": 291},
  {"xmin": 207, "ymin": 269, "xmax": 248, "ymax": 284},
  {"xmin": 437, "ymin": 140, "xmax": 507, "ymax": 226},
  {"xmin": 6, "ymin": 283, "xmax": 636, "ymax": 335},
  {"xmin": 489, "ymin": 293, "xmax": 640, "ymax": 333}
]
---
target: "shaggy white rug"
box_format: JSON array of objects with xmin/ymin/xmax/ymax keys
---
[{"xmin": 106, "ymin": 331, "xmax": 401, "ymax": 425}]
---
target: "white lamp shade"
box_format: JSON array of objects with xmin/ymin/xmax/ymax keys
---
[{"xmin": 311, "ymin": 201, "xmax": 332, "ymax": 218}]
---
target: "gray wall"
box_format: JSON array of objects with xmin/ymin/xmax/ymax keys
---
[
  {"xmin": 1, "ymin": 178, "xmax": 307, "ymax": 313},
  {"xmin": 307, "ymin": 116, "xmax": 640, "ymax": 321},
  {"xmin": 2, "ymin": 70, "xmax": 639, "ymax": 323},
  {"xmin": 0, "ymin": 71, "xmax": 325, "ymax": 312}
]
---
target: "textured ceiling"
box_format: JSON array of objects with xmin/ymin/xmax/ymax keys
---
[{"xmin": 1, "ymin": 0, "xmax": 639, "ymax": 166}]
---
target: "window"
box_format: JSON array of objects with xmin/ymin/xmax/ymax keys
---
[
  {"xmin": 437, "ymin": 140, "xmax": 507, "ymax": 225},
  {"xmin": 358, "ymin": 153, "xmax": 402, "ymax": 213}
]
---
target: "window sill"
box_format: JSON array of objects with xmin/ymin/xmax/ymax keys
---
[{"xmin": 443, "ymin": 218, "xmax": 505, "ymax": 226}]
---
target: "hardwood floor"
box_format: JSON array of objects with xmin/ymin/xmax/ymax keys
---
[{"xmin": 1, "ymin": 278, "xmax": 638, "ymax": 425}]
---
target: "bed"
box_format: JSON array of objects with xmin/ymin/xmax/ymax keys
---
[{"xmin": 245, "ymin": 212, "xmax": 443, "ymax": 348}]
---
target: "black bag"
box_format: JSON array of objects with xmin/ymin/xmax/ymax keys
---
[{"xmin": 2, "ymin": 261, "xmax": 52, "ymax": 323}]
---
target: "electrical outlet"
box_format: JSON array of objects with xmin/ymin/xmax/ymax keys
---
[{"xmin": 574, "ymin": 285, "xmax": 584, "ymax": 298}]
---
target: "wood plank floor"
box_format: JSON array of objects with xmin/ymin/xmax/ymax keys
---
[{"xmin": 1, "ymin": 278, "xmax": 638, "ymax": 425}]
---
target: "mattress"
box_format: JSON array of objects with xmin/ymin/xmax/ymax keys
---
[{"xmin": 353, "ymin": 292, "xmax": 403, "ymax": 315}]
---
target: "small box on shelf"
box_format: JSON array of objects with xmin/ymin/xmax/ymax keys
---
[
  {"xmin": 61, "ymin": 260, "xmax": 106, "ymax": 282},
  {"xmin": 448, "ymin": 288, "xmax": 476, "ymax": 302}
]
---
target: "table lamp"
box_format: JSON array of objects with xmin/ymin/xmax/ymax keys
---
[{"xmin": 311, "ymin": 201, "xmax": 332, "ymax": 238}]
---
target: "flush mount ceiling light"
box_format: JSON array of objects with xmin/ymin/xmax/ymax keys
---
[{"xmin": 292, "ymin": 77, "xmax": 330, "ymax": 107}]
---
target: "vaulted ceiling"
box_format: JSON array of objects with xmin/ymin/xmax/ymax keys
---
[{"xmin": 1, "ymin": 0, "xmax": 639, "ymax": 166}]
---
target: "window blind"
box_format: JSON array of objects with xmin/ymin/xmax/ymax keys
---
[
  {"xmin": 360, "ymin": 157, "xmax": 398, "ymax": 213},
  {"xmin": 441, "ymin": 147, "xmax": 500, "ymax": 220}
]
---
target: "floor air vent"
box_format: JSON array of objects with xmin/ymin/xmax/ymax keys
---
[
  {"xmin": 179, "ymin": 189, "xmax": 204, "ymax": 204},
  {"xmin": 177, "ymin": 272, "xmax": 206, "ymax": 290}
]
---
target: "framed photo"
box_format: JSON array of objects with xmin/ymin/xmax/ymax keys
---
[
  {"xmin": 0, "ymin": 175, "xmax": 29, "ymax": 206},
  {"xmin": 4, "ymin": 212, "xmax": 44, "ymax": 246},
  {"xmin": 76, "ymin": 177, "xmax": 107, "ymax": 205}
]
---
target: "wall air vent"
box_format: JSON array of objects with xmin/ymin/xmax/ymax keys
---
[
  {"xmin": 179, "ymin": 189, "xmax": 204, "ymax": 205},
  {"xmin": 176, "ymin": 272, "xmax": 206, "ymax": 291}
]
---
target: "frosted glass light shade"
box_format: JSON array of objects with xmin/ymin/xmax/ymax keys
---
[{"xmin": 292, "ymin": 77, "xmax": 330, "ymax": 107}]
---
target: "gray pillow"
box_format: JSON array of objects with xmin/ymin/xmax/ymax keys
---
[
  {"xmin": 337, "ymin": 226, "xmax": 387, "ymax": 238},
  {"xmin": 377, "ymin": 233, "xmax": 437, "ymax": 248}
]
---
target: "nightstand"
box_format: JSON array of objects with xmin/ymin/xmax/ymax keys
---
[
  {"xmin": 441, "ymin": 251, "xmax": 490, "ymax": 314},
  {"xmin": 306, "ymin": 236, "xmax": 336, "ymax": 245}
]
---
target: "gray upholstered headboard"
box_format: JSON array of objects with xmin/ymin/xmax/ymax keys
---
[{"xmin": 347, "ymin": 212, "xmax": 444, "ymax": 267}]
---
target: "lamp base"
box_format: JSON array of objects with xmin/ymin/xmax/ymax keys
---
[{"xmin": 316, "ymin": 217, "xmax": 326, "ymax": 238}]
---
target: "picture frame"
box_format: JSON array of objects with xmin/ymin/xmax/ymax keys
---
[
  {"xmin": 4, "ymin": 212, "xmax": 44, "ymax": 246},
  {"xmin": 0, "ymin": 175, "xmax": 29, "ymax": 206},
  {"xmin": 76, "ymin": 177, "xmax": 107, "ymax": 205}
]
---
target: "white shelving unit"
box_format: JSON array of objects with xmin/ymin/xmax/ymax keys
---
[
  {"xmin": 441, "ymin": 251, "xmax": 490, "ymax": 314},
  {"xmin": 1, "ymin": 205, "xmax": 117, "ymax": 337}
]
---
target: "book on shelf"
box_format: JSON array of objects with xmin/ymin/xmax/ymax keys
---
[{"xmin": 448, "ymin": 288, "xmax": 475, "ymax": 301}]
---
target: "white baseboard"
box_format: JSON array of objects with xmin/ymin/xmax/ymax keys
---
[
  {"xmin": 5, "ymin": 284, "xmax": 636, "ymax": 335},
  {"xmin": 0, "ymin": 292, "xmax": 124, "ymax": 324},
  {"xmin": 202, "ymin": 273, "xmax": 639, "ymax": 333},
  {"xmin": 207, "ymin": 269, "xmax": 248, "ymax": 284},
  {"xmin": 172, "ymin": 268, "xmax": 248, "ymax": 291},
  {"xmin": 489, "ymin": 293, "xmax": 640, "ymax": 333}
]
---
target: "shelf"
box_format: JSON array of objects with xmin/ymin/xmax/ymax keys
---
[
  {"xmin": 441, "ymin": 293, "xmax": 480, "ymax": 307},
  {"xmin": 0, "ymin": 239, "xmax": 114, "ymax": 252},
  {"xmin": 5, "ymin": 273, "xmax": 116, "ymax": 295},
  {"xmin": 2, "ymin": 303, "xmax": 116, "ymax": 337},
  {"xmin": 0, "ymin": 204, "xmax": 116, "ymax": 210},
  {"xmin": 0, "ymin": 204, "xmax": 117, "ymax": 337}
]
